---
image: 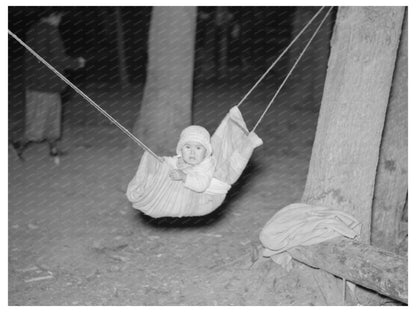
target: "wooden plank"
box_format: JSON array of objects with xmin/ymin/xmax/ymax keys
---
[{"xmin": 288, "ymin": 237, "xmax": 408, "ymax": 303}]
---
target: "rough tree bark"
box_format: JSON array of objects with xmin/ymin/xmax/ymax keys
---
[
  {"xmin": 132, "ymin": 7, "xmax": 197, "ymax": 156},
  {"xmin": 301, "ymin": 7, "xmax": 405, "ymax": 243},
  {"xmin": 371, "ymin": 10, "xmax": 408, "ymax": 253}
]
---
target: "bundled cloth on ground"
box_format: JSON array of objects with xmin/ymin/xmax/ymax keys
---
[
  {"xmin": 126, "ymin": 106, "xmax": 263, "ymax": 218},
  {"xmin": 259, "ymin": 203, "xmax": 361, "ymax": 270}
]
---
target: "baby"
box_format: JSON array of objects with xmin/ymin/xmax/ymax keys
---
[{"xmin": 163, "ymin": 125, "xmax": 216, "ymax": 193}]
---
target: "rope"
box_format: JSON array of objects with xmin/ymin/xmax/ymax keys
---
[
  {"xmin": 236, "ymin": 6, "xmax": 325, "ymax": 109},
  {"xmin": 8, "ymin": 29, "xmax": 162, "ymax": 163},
  {"xmin": 251, "ymin": 6, "xmax": 334, "ymax": 133}
]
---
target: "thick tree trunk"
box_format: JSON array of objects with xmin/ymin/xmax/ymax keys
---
[
  {"xmin": 301, "ymin": 7, "xmax": 405, "ymax": 243},
  {"xmin": 371, "ymin": 10, "xmax": 408, "ymax": 252},
  {"xmin": 289, "ymin": 237, "xmax": 408, "ymax": 304},
  {"xmin": 132, "ymin": 7, "xmax": 196, "ymax": 156},
  {"xmin": 115, "ymin": 7, "xmax": 129, "ymax": 88}
]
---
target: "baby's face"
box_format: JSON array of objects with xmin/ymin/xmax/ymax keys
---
[{"xmin": 180, "ymin": 141, "xmax": 207, "ymax": 165}]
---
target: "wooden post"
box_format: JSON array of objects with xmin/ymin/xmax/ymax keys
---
[
  {"xmin": 371, "ymin": 10, "xmax": 408, "ymax": 252},
  {"xmin": 301, "ymin": 7, "xmax": 405, "ymax": 243}
]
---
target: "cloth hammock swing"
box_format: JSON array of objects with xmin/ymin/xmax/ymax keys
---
[
  {"xmin": 126, "ymin": 6, "xmax": 332, "ymax": 218},
  {"xmin": 126, "ymin": 106, "xmax": 263, "ymax": 218},
  {"xmin": 8, "ymin": 6, "xmax": 333, "ymax": 218}
]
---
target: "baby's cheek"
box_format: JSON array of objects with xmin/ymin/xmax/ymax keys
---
[{"xmin": 197, "ymin": 151, "xmax": 206, "ymax": 161}]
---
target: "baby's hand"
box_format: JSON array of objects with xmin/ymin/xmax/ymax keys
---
[
  {"xmin": 176, "ymin": 157, "xmax": 185, "ymax": 167},
  {"xmin": 169, "ymin": 169, "xmax": 186, "ymax": 181}
]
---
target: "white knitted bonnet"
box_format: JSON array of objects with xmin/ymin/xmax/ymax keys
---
[{"xmin": 176, "ymin": 125, "xmax": 212, "ymax": 157}]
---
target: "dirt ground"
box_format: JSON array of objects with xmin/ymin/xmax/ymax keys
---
[{"xmin": 8, "ymin": 75, "xmax": 399, "ymax": 306}]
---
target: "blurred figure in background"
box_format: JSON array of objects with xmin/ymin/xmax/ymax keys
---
[{"xmin": 15, "ymin": 7, "xmax": 85, "ymax": 160}]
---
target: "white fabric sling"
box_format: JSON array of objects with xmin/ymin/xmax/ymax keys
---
[{"xmin": 126, "ymin": 106, "xmax": 263, "ymax": 218}]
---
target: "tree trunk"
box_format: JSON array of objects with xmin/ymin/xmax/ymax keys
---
[
  {"xmin": 371, "ymin": 10, "xmax": 408, "ymax": 252},
  {"xmin": 301, "ymin": 7, "xmax": 405, "ymax": 243},
  {"xmin": 115, "ymin": 7, "xmax": 129, "ymax": 88},
  {"xmin": 132, "ymin": 7, "xmax": 196, "ymax": 156}
]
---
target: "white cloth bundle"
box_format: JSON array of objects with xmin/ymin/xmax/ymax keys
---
[{"xmin": 259, "ymin": 203, "xmax": 361, "ymax": 270}]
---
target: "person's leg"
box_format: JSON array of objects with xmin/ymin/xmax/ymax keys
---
[
  {"xmin": 24, "ymin": 90, "xmax": 49, "ymax": 142},
  {"xmin": 45, "ymin": 92, "xmax": 63, "ymax": 157},
  {"xmin": 14, "ymin": 90, "xmax": 49, "ymax": 158}
]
